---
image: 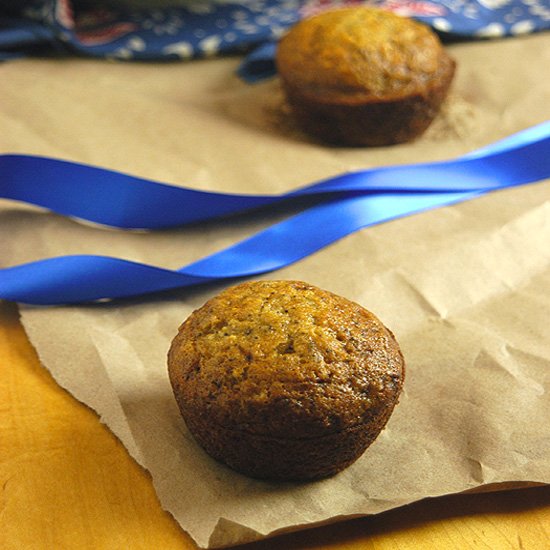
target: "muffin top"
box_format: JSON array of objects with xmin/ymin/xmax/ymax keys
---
[
  {"xmin": 276, "ymin": 7, "xmax": 450, "ymax": 102},
  {"xmin": 168, "ymin": 280, "xmax": 404, "ymax": 439}
]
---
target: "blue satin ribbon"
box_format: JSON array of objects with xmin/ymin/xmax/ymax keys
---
[{"xmin": 1, "ymin": 121, "xmax": 549, "ymax": 305}]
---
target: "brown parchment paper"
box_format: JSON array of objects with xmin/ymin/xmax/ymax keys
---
[{"xmin": 1, "ymin": 33, "xmax": 550, "ymax": 548}]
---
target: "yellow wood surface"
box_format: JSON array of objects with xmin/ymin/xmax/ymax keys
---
[{"xmin": 1, "ymin": 299, "xmax": 549, "ymax": 550}]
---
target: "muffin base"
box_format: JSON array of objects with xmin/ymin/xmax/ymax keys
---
[
  {"xmin": 176, "ymin": 394, "xmax": 401, "ymax": 481},
  {"xmin": 281, "ymin": 57, "xmax": 456, "ymax": 147}
]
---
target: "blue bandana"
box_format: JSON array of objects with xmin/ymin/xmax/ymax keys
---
[{"xmin": 1, "ymin": 0, "xmax": 549, "ymax": 79}]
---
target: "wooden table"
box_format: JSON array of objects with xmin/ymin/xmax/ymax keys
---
[{"xmin": 1, "ymin": 299, "xmax": 549, "ymax": 549}]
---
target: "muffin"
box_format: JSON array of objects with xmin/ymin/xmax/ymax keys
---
[
  {"xmin": 276, "ymin": 7, "xmax": 456, "ymax": 146},
  {"xmin": 168, "ymin": 280, "xmax": 405, "ymax": 481}
]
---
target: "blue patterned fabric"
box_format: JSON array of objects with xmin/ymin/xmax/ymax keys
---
[{"xmin": 1, "ymin": 1, "xmax": 549, "ymax": 76}]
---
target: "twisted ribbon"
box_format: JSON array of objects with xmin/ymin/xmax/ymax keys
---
[{"xmin": 1, "ymin": 121, "xmax": 549, "ymax": 305}]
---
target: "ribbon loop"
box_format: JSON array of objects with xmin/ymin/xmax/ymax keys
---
[
  {"xmin": 2, "ymin": 121, "xmax": 549, "ymax": 230},
  {"xmin": 1, "ymin": 122, "xmax": 549, "ymax": 304}
]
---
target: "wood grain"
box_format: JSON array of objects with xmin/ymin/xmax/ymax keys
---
[{"xmin": 1, "ymin": 300, "xmax": 549, "ymax": 550}]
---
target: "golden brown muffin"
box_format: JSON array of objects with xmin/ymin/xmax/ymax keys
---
[
  {"xmin": 168, "ymin": 280, "xmax": 404, "ymax": 481},
  {"xmin": 276, "ymin": 8, "xmax": 456, "ymax": 146}
]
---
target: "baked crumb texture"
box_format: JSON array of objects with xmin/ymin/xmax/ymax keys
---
[
  {"xmin": 276, "ymin": 7, "xmax": 456, "ymax": 146},
  {"xmin": 168, "ymin": 280, "xmax": 405, "ymax": 481}
]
